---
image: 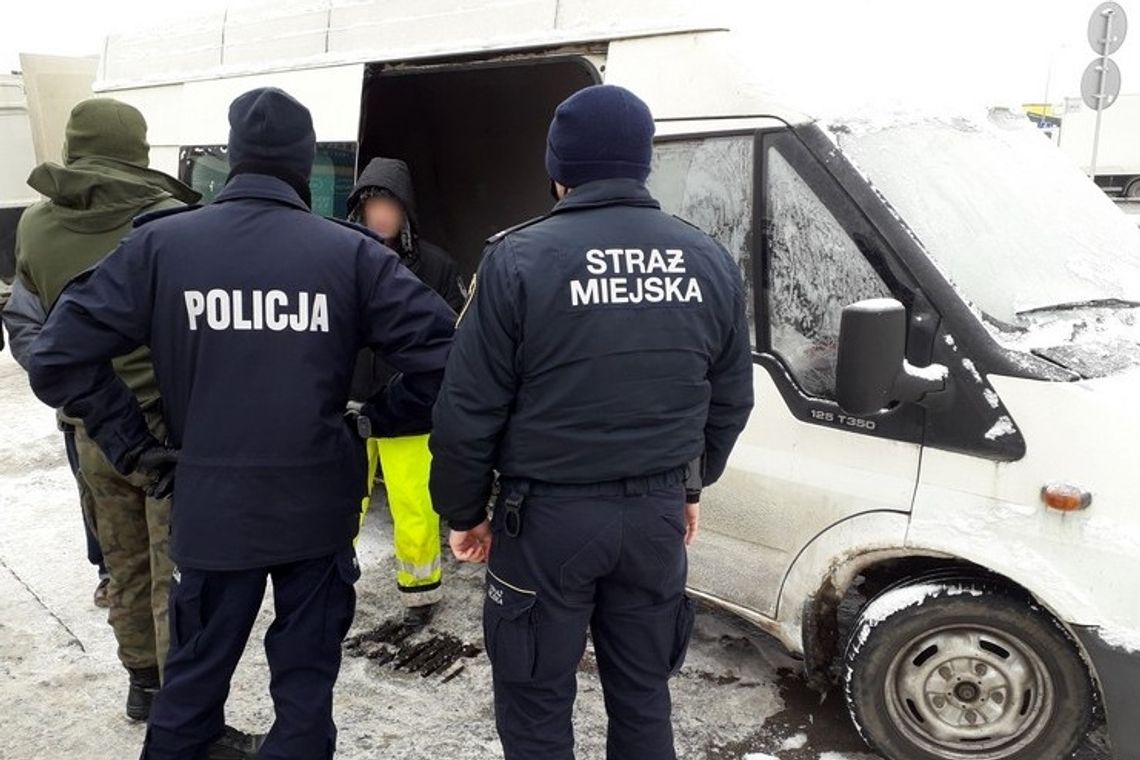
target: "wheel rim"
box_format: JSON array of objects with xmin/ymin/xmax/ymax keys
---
[{"xmin": 883, "ymin": 623, "xmax": 1054, "ymax": 759}]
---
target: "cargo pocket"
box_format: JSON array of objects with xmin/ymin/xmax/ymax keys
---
[
  {"xmin": 669, "ymin": 595, "xmax": 697, "ymax": 675},
  {"xmin": 483, "ymin": 569, "xmax": 538, "ymax": 683},
  {"xmin": 168, "ymin": 572, "xmax": 206, "ymax": 653}
]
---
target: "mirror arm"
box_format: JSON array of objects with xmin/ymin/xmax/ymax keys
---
[{"xmin": 892, "ymin": 361, "xmax": 949, "ymax": 406}]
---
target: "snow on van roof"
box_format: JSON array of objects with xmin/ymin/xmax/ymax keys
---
[{"xmin": 97, "ymin": 0, "xmax": 730, "ymax": 90}]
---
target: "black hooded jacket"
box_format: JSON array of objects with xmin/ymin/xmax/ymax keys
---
[{"xmin": 347, "ymin": 158, "xmax": 464, "ymax": 403}]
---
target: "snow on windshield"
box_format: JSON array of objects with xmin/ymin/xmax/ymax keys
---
[{"xmin": 828, "ymin": 111, "xmax": 1140, "ymax": 327}]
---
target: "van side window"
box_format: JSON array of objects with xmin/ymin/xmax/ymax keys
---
[
  {"xmin": 649, "ymin": 135, "xmax": 755, "ymax": 345},
  {"xmin": 766, "ymin": 147, "xmax": 891, "ymax": 399},
  {"xmin": 179, "ymin": 143, "xmax": 358, "ymax": 218}
]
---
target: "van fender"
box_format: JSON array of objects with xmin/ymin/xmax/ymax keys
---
[{"xmin": 774, "ymin": 511, "xmax": 943, "ymax": 686}]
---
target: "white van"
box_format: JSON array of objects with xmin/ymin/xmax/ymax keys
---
[{"xmin": 97, "ymin": 3, "xmax": 1140, "ymax": 758}]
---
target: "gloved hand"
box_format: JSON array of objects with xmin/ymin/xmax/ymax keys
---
[
  {"xmin": 126, "ymin": 437, "xmax": 180, "ymax": 500},
  {"xmin": 344, "ymin": 404, "xmax": 372, "ymax": 440}
]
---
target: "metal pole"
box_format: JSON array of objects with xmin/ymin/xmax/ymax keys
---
[{"xmin": 1090, "ymin": 8, "xmax": 1116, "ymax": 179}]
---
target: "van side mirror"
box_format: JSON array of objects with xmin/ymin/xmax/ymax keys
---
[{"xmin": 836, "ymin": 298, "xmax": 947, "ymax": 416}]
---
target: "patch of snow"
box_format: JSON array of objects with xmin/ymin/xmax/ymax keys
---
[
  {"xmin": 943, "ymin": 333, "xmax": 958, "ymax": 351},
  {"xmin": 982, "ymin": 388, "xmax": 1001, "ymax": 409},
  {"xmin": 986, "ymin": 306, "xmax": 1140, "ymax": 377},
  {"xmin": 961, "ymin": 357, "xmax": 983, "ymax": 384},
  {"xmin": 983, "ymin": 415, "xmax": 1017, "ymax": 441},
  {"xmin": 779, "ymin": 732, "xmax": 808, "ymax": 750},
  {"xmin": 1099, "ymin": 625, "xmax": 1140, "ymax": 655},
  {"xmin": 905, "ymin": 361, "xmax": 948, "ymax": 383},
  {"xmin": 1076, "ymin": 514, "xmax": 1140, "ymax": 567},
  {"xmin": 853, "ymin": 583, "xmax": 985, "ymax": 652},
  {"xmin": 742, "ymin": 754, "xmax": 780, "ymax": 760}
]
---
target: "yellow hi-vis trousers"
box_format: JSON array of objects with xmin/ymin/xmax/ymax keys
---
[{"xmin": 359, "ymin": 434, "xmax": 443, "ymax": 607}]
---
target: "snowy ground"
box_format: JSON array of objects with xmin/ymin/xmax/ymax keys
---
[{"xmin": 0, "ymin": 348, "xmax": 1109, "ymax": 759}]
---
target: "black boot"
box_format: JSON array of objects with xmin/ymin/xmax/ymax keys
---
[
  {"xmin": 402, "ymin": 602, "xmax": 437, "ymax": 630},
  {"xmin": 207, "ymin": 726, "xmax": 266, "ymax": 759},
  {"xmin": 125, "ymin": 666, "xmax": 160, "ymax": 722}
]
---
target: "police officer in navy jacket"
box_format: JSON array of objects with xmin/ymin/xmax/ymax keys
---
[
  {"xmin": 28, "ymin": 88, "xmax": 455, "ymax": 760},
  {"xmin": 430, "ymin": 85, "xmax": 754, "ymax": 760}
]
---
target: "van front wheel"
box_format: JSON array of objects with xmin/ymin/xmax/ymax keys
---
[{"xmin": 843, "ymin": 581, "xmax": 1092, "ymax": 760}]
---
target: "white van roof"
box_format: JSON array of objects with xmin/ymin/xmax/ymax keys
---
[{"xmin": 98, "ymin": 0, "xmax": 730, "ymax": 90}]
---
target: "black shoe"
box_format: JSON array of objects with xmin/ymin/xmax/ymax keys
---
[
  {"xmin": 125, "ymin": 666, "xmax": 160, "ymax": 722},
  {"xmin": 207, "ymin": 726, "xmax": 266, "ymax": 759},
  {"xmin": 403, "ymin": 603, "xmax": 437, "ymax": 630},
  {"xmin": 93, "ymin": 576, "xmax": 110, "ymax": 609}
]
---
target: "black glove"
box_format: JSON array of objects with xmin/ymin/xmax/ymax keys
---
[
  {"xmin": 344, "ymin": 405, "xmax": 372, "ymax": 440},
  {"xmin": 685, "ymin": 456, "xmax": 704, "ymax": 505},
  {"xmin": 126, "ymin": 437, "xmax": 180, "ymax": 500}
]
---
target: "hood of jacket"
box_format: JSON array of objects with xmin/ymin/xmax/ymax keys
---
[
  {"xmin": 27, "ymin": 156, "xmax": 200, "ymax": 234},
  {"xmin": 347, "ymin": 157, "xmax": 418, "ymax": 230}
]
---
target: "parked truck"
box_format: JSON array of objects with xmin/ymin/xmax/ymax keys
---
[{"xmin": 1057, "ymin": 93, "xmax": 1140, "ymax": 196}]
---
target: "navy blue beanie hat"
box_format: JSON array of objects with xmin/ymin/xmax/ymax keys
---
[
  {"xmin": 545, "ymin": 84, "xmax": 655, "ymax": 188},
  {"xmin": 227, "ymin": 87, "xmax": 316, "ymax": 186}
]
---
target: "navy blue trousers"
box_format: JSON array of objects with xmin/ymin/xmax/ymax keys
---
[
  {"xmin": 484, "ymin": 480, "xmax": 695, "ymax": 760},
  {"xmin": 140, "ymin": 548, "xmax": 359, "ymax": 760}
]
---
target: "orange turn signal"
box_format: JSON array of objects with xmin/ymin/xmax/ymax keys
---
[{"xmin": 1041, "ymin": 483, "xmax": 1092, "ymax": 512}]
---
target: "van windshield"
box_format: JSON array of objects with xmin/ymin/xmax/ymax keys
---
[{"xmin": 829, "ymin": 111, "xmax": 1140, "ymax": 328}]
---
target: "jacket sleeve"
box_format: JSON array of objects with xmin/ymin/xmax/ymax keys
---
[
  {"xmin": 702, "ymin": 251, "xmax": 755, "ymax": 487},
  {"xmin": 26, "ymin": 234, "xmax": 156, "ymax": 472},
  {"xmin": 2, "ymin": 278, "xmax": 47, "ymax": 371},
  {"xmin": 428, "ymin": 240, "xmax": 520, "ymax": 530},
  {"xmin": 357, "ymin": 241, "xmax": 455, "ymax": 438}
]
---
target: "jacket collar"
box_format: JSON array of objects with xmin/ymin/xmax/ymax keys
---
[
  {"xmin": 214, "ymin": 173, "xmax": 311, "ymax": 212},
  {"xmin": 550, "ymin": 178, "xmax": 661, "ymax": 215}
]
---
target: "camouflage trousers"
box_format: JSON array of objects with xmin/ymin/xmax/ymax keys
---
[{"xmin": 75, "ymin": 425, "xmax": 173, "ymax": 675}]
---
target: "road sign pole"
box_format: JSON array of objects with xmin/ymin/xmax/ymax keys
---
[
  {"xmin": 1081, "ymin": 2, "xmax": 1127, "ymax": 179},
  {"xmin": 1090, "ymin": 10, "xmax": 1115, "ymax": 178}
]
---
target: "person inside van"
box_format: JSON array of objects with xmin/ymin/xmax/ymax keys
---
[{"xmin": 346, "ymin": 158, "xmax": 464, "ymax": 628}]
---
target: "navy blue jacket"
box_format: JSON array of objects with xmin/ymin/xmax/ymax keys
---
[
  {"xmin": 430, "ymin": 178, "xmax": 754, "ymax": 530},
  {"xmin": 28, "ymin": 174, "xmax": 455, "ymax": 570}
]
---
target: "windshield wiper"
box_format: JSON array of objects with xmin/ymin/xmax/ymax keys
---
[{"xmin": 1016, "ymin": 298, "xmax": 1140, "ymax": 317}]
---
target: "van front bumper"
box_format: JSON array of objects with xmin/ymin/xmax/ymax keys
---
[{"xmin": 1073, "ymin": 626, "xmax": 1140, "ymax": 757}]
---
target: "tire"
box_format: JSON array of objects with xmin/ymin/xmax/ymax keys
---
[
  {"xmin": 843, "ymin": 580, "xmax": 1092, "ymax": 760},
  {"xmin": 1125, "ymin": 178, "xmax": 1140, "ymax": 198}
]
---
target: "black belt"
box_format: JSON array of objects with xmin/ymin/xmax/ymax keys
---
[
  {"xmin": 496, "ymin": 467, "xmax": 688, "ymax": 538},
  {"xmin": 500, "ymin": 466, "xmax": 687, "ymax": 499}
]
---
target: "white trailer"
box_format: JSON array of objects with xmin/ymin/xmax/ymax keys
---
[
  {"xmin": 95, "ymin": 3, "xmax": 1140, "ymax": 758},
  {"xmin": 1058, "ymin": 93, "xmax": 1140, "ymax": 196}
]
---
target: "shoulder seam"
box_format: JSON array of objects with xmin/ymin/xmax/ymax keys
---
[
  {"xmin": 671, "ymin": 214, "xmax": 703, "ymax": 231},
  {"xmin": 486, "ymin": 213, "xmax": 549, "ymax": 245}
]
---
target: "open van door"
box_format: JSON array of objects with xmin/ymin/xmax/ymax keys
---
[
  {"xmin": 1, "ymin": 56, "xmax": 95, "ymax": 284},
  {"xmin": 18, "ymin": 54, "xmax": 97, "ymax": 165},
  {"xmin": 356, "ymin": 54, "xmax": 601, "ymax": 276}
]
